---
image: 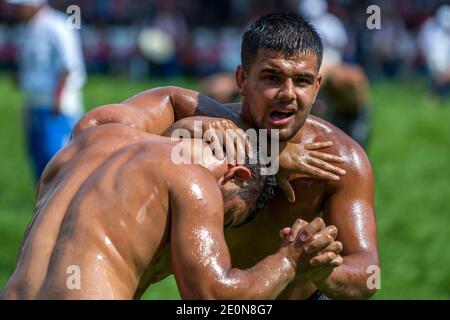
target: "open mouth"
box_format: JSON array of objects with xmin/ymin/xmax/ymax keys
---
[{"xmin": 269, "ymin": 110, "xmax": 295, "ymax": 121}]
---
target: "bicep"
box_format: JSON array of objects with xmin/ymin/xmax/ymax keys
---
[
  {"xmin": 122, "ymin": 87, "xmax": 182, "ymax": 134},
  {"xmin": 74, "ymin": 87, "xmax": 181, "ymax": 135},
  {"xmin": 169, "ymin": 170, "xmax": 233, "ymax": 299},
  {"xmin": 124, "ymin": 86, "xmax": 243, "ymax": 133},
  {"xmin": 323, "ymin": 152, "xmax": 378, "ymax": 259}
]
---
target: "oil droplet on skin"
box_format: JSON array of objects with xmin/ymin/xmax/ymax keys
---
[
  {"xmin": 309, "ymin": 118, "xmax": 333, "ymax": 134},
  {"xmin": 192, "ymin": 228, "xmax": 239, "ymax": 287},
  {"xmin": 104, "ymin": 236, "xmax": 112, "ymax": 247},
  {"xmin": 352, "ymin": 200, "xmax": 369, "ymax": 250},
  {"xmin": 136, "ymin": 195, "xmax": 154, "ymax": 224},
  {"xmin": 350, "ymin": 148, "xmax": 362, "ymax": 169},
  {"xmin": 190, "ymin": 184, "xmax": 203, "ymax": 200},
  {"xmin": 263, "ymin": 257, "xmax": 292, "ymax": 290}
]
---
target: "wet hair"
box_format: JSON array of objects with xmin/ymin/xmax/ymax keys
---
[
  {"xmin": 238, "ymin": 172, "xmax": 277, "ymax": 227},
  {"xmin": 241, "ymin": 11, "xmax": 323, "ymax": 71}
]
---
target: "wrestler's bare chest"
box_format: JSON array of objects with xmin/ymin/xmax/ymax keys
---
[{"xmin": 225, "ymin": 178, "xmax": 328, "ymax": 268}]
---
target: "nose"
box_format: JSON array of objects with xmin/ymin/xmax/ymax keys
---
[{"xmin": 277, "ymin": 78, "xmax": 296, "ymax": 103}]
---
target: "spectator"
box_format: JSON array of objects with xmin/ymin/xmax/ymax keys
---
[
  {"xmin": 299, "ymin": 0, "xmax": 372, "ymax": 148},
  {"xmin": 418, "ymin": 4, "xmax": 450, "ymax": 99},
  {"xmin": 6, "ymin": 0, "xmax": 86, "ymax": 180}
]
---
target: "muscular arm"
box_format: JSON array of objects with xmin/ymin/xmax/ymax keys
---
[
  {"xmin": 73, "ymin": 86, "xmax": 241, "ymax": 137},
  {"xmin": 318, "ymin": 143, "xmax": 379, "ymax": 299},
  {"xmin": 169, "ymin": 167, "xmax": 296, "ymax": 300}
]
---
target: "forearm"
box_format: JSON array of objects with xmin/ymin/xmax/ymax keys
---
[
  {"xmin": 184, "ymin": 249, "xmax": 296, "ymax": 300},
  {"xmin": 119, "ymin": 86, "xmax": 243, "ymax": 136},
  {"xmin": 227, "ymin": 250, "xmax": 296, "ymax": 300},
  {"xmin": 168, "ymin": 87, "xmax": 242, "ymax": 124},
  {"xmin": 314, "ymin": 255, "xmax": 379, "ymax": 300}
]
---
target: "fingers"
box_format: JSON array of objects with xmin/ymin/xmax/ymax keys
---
[
  {"xmin": 280, "ymin": 227, "xmax": 291, "ymax": 240},
  {"xmin": 221, "ymin": 121, "xmax": 253, "ymax": 161},
  {"xmin": 310, "ymin": 252, "xmax": 344, "ymax": 267},
  {"xmin": 222, "ymin": 120, "xmax": 237, "ymax": 130},
  {"xmin": 297, "ymin": 217, "xmax": 326, "ymax": 243},
  {"xmin": 224, "ymin": 133, "xmax": 238, "ymax": 164},
  {"xmin": 288, "ymin": 219, "xmax": 308, "ymax": 242},
  {"xmin": 302, "ymin": 163, "xmax": 341, "ymax": 181},
  {"xmin": 310, "ymin": 252, "xmax": 342, "ymax": 267},
  {"xmin": 322, "ymin": 240, "xmax": 343, "ymax": 255},
  {"xmin": 308, "ymin": 150, "xmax": 345, "ymax": 163},
  {"xmin": 316, "ymin": 225, "xmax": 338, "ymax": 240},
  {"xmin": 213, "ymin": 122, "xmax": 248, "ymax": 165},
  {"xmin": 224, "ymin": 130, "xmax": 246, "ymax": 165},
  {"xmin": 204, "ymin": 129, "xmax": 225, "ymax": 160},
  {"xmin": 277, "ymin": 177, "xmax": 296, "ymax": 203},
  {"xmin": 330, "ymin": 255, "xmax": 344, "ymax": 267},
  {"xmin": 307, "ymin": 157, "xmax": 346, "ymax": 176},
  {"xmin": 304, "ymin": 141, "xmax": 333, "ymax": 150},
  {"xmin": 211, "ymin": 134, "xmax": 225, "ymax": 160},
  {"xmin": 233, "ymin": 129, "xmax": 247, "ymax": 164},
  {"xmin": 245, "ymin": 134, "xmax": 254, "ymax": 159},
  {"xmin": 213, "ymin": 122, "xmax": 228, "ymax": 156},
  {"xmin": 303, "ymin": 225, "xmax": 337, "ymax": 254}
]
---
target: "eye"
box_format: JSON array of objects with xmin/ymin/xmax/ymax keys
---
[
  {"xmin": 295, "ymin": 78, "xmax": 309, "ymax": 85},
  {"xmin": 266, "ymin": 75, "xmax": 279, "ymax": 82}
]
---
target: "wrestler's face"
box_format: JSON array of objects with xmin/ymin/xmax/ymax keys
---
[{"xmin": 237, "ymin": 49, "xmax": 322, "ymax": 141}]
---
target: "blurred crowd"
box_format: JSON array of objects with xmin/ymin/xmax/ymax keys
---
[{"xmin": 1, "ymin": 0, "xmax": 449, "ymax": 82}]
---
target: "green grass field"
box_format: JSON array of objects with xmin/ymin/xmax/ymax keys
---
[{"xmin": 0, "ymin": 73, "xmax": 449, "ymax": 299}]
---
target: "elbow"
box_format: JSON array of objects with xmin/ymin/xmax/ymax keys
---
[
  {"xmin": 180, "ymin": 272, "xmax": 248, "ymax": 300},
  {"xmin": 363, "ymin": 287, "xmax": 379, "ymax": 300},
  {"xmin": 362, "ymin": 261, "xmax": 381, "ymax": 300},
  {"xmin": 352, "ymin": 254, "xmax": 380, "ymax": 300},
  {"xmin": 323, "ymin": 256, "xmax": 381, "ymax": 300},
  {"xmin": 182, "ymin": 283, "xmax": 241, "ymax": 300},
  {"xmin": 352, "ymin": 260, "xmax": 381, "ymax": 300}
]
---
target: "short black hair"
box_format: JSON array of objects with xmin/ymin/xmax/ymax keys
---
[
  {"xmin": 241, "ymin": 11, "xmax": 323, "ymax": 70},
  {"xmin": 238, "ymin": 173, "xmax": 276, "ymax": 227},
  {"xmin": 231, "ymin": 160, "xmax": 277, "ymax": 228},
  {"xmin": 221, "ymin": 158, "xmax": 277, "ymax": 228}
]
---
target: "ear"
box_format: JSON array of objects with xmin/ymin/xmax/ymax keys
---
[
  {"xmin": 222, "ymin": 165, "xmax": 251, "ymax": 184},
  {"xmin": 236, "ymin": 65, "xmax": 248, "ymax": 96}
]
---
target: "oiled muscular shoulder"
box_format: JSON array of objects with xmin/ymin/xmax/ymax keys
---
[
  {"xmin": 292, "ymin": 115, "xmax": 374, "ymax": 193},
  {"xmin": 282, "ymin": 115, "xmax": 377, "ymax": 267}
]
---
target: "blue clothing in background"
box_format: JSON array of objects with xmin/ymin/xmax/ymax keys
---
[{"xmin": 24, "ymin": 108, "xmax": 77, "ymax": 180}]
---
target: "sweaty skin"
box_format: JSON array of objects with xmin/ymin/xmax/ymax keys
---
[
  {"xmin": 1, "ymin": 123, "xmax": 323, "ymax": 300},
  {"xmin": 233, "ymin": 50, "xmax": 378, "ymax": 300},
  {"xmin": 36, "ymin": 48, "xmax": 379, "ymax": 299}
]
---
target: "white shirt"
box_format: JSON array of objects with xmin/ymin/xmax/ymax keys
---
[
  {"xmin": 418, "ymin": 18, "xmax": 450, "ymax": 78},
  {"xmin": 18, "ymin": 5, "xmax": 86, "ymax": 117},
  {"xmin": 311, "ymin": 13, "xmax": 348, "ymax": 52}
]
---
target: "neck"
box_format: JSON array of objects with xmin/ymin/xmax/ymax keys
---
[{"xmin": 240, "ymin": 99, "xmax": 256, "ymax": 128}]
